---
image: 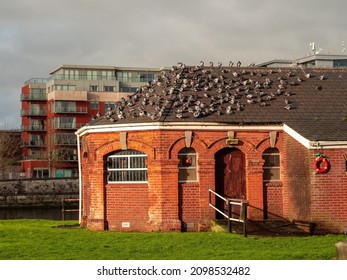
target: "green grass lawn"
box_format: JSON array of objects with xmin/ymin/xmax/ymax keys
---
[{"xmin": 0, "ymin": 219, "xmax": 345, "ymax": 260}]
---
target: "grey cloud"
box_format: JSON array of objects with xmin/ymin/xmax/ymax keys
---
[{"xmin": 1, "ymin": 0, "xmax": 347, "ymax": 128}]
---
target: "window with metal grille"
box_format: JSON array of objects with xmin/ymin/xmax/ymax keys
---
[
  {"xmin": 262, "ymin": 148, "xmax": 280, "ymax": 182},
  {"xmin": 178, "ymin": 147, "xmax": 197, "ymax": 182},
  {"xmin": 107, "ymin": 150, "xmax": 148, "ymax": 183}
]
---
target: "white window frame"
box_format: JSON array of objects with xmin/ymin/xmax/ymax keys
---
[
  {"xmin": 107, "ymin": 150, "xmax": 148, "ymax": 184},
  {"xmin": 178, "ymin": 148, "xmax": 198, "ymax": 183},
  {"xmin": 262, "ymin": 148, "xmax": 281, "ymax": 182}
]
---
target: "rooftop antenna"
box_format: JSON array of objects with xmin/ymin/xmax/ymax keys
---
[
  {"xmin": 310, "ymin": 42, "xmax": 315, "ymax": 54},
  {"xmin": 342, "ymin": 41, "xmax": 346, "ymax": 54}
]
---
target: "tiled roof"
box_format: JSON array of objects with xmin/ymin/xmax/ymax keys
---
[{"xmin": 88, "ymin": 63, "xmax": 347, "ymax": 141}]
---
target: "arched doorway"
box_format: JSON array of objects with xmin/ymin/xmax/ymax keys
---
[{"xmin": 215, "ymin": 148, "xmax": 246, "ymax": 217}]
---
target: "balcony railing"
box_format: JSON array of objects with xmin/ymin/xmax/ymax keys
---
[
  {"xmin": 49, "ymin": 74, "xmax": 157, "ymax": 83},
  {"xmin": 21, "ymin": 93, "xmax": 47, "ymax": 101},
  {"xmin": 22, "ymin": 154, "xmax": 47, "ymax": 160},
  {"xmin": 53, "ymin": 106, "xmax": 88, "ymax": 114},
  {"xmin": 118, "ymin": 77, "xmax": 155, "ymax": 83},
  {"xmin": 50, "ymin": 74, "xmax": 117, "ymax": 81},
  {"xmin": 21, "ymin": 125, "xmax": 46, "ymax": 132},
  {"xmin": 54, "ymin": 138, "xmax": 78, "ymax": 146},
  {"xmin": 21, "ymin": 109, "xmax": 47, "ymax": 116},
  {"xmin": 59, "ymin": 156, "xmax": 78, "ymax": 162},
  {"xmin": 21, "ymin": 141, "xmax": 45, "ymax": 148},
  {"xmin": 53, "ymin": 123, "xmax": 85, "ymax": 130},
  {"xmin": 24, "ymin": 78, "xmax": 49, "ymax": 85}
]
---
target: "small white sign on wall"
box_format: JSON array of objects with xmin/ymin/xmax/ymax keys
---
[{"xmin": 121, "ymin": 222, "xmax": 130, "ymax": 228}]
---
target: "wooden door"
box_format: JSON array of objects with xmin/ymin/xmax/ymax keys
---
[{"xmin": 215, "ymin": 148, "xmax": 246, "ymax": 217}]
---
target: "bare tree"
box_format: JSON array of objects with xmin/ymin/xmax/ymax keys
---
[
  {"xmin": 0, "ymin": 129, "xmax": 21, "ymax": 180},
  {"xmin": 46, "ymin": 132, "xmax": 78, "ymax": 178}
]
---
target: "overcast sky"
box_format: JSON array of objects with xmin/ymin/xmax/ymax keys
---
[{"xmin": 1, "ymin": 0, "xmax": 346, "ymax": 128}]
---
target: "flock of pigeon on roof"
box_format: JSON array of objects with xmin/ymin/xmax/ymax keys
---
[{"xmin": 92, "ymin": 61, "xmax": 328, "ymax": 123}]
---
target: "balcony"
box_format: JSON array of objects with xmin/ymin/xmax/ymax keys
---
[
  {"xmin": 21, "ymin": 109, "xmax": 47, "ymax": 117},
  {"xmin": 59, "ymin": 155, "xmax": 78, "ymax": 162},
  {"xmin": 49, "ymin": 74, "xmax": 117, "ymax": 81},
  {"xmin": 22, "ymin": 154, "xmax": 47, "ymax": 160},
  {"xmin": 21, "ymin": 125, "xmax": 46, "ymax": 132},
  {"xmin": 53, "ymin": 106, "xmax": 88, "ymax": 114},
  {"xmin": 21, "ymin": 141, "xmax": 45, "ymax": 148},
  {"xmin": 24, "ymin": 78, "xmax": 49, "ymax": 85},
  {"xmin": 21, "ymin": 93, "xmax": 47, "ymax": 101},
  {"xmin": 54, "ymin": 138, "xmax": 77, "ymax": 146},
  {"xmin": 53, "ymin": 149, "xmax": 78, "ymax": 162},
  {"xmin": 53, "ymin": 123, "xmax": 85, "ymax": 130}
]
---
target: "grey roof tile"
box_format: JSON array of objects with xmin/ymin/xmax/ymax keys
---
[{"xmin": 88, "ymin": 65, "xmax": 347, "ymax": 141}]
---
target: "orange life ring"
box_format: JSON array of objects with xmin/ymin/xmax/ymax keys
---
[{"xmin": 313, "ymin": 157, "xmax": 330, "ymax": 173}]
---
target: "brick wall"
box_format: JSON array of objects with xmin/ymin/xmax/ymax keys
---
[
  {"xmin": 105, "ymin": 183, "xmax": 149, "ymax": 231},
  {"xmin": 309, "ymin": 148, "xmax": 347, "ymax": 232},
  {"xmin": 179, "ymin": 183, "xmax": 200, "ymax": 231},
  {"xmin": 264, "ymin": 182, "xmax": 283, "ymax": 219},
  {"xmin": 283, "ymin": 133, "xmax": 347, "ymax": 233},
  {"xmin": 80, "ymin": 128, "xmax": 285, "ymax": 232},
  {"xmin": 282, "ymin": 133, "xmax": 311, "ymax": 220}
]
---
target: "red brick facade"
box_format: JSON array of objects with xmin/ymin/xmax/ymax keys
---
[
  {"xmin": 282, "ymin": 134, "xmax": 347, "ymax": 232},
  {"xmin": 78, "ymin": 127, "xmax": 347, "ymax": 233}
]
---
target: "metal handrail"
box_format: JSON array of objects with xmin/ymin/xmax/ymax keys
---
[
  {"xmin": 209, "ymin": 189, "xmax": 228, "ymax": 218},
  {"xmin": 61, "ymin": 198, "xmax": 79, "ymax": 221},
  {"xmin": 209, "ymin": 189, "xmax": 249, "ymax": 237}
]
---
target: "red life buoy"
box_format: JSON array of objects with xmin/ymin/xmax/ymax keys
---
[
  {"xmin": 313, "ymin": 157, "xmax": 330, "ymax": 173},
  {"xmin": 183, "ymin": 156, "xmax": 192, "ymax": 166}
]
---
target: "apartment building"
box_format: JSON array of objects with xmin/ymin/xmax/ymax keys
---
[
  {"xmin": 257, "ymin": 53, "xmax": 347, "ymax": 68},
  {"xmin": 21, "ymin": 65, "xmax": 163, "ymax": 178}
]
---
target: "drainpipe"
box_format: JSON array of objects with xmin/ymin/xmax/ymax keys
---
[{"xmin": 76, "ymin": 132, "xmax": 82, "ymax": 224}]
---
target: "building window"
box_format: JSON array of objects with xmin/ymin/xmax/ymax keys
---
[
  {"xmin": 101, "ymin": 70, "xmax": 113, "ymax": 80},
  {"xmin": 178, "ymin": 147, "xmax": 197, "ymax": 182},
  {"xmin": 139, "ymin": 72, "xmax": 155, "ymax": 82},
  {"xmin": 56, "ymin": 169, "xmax": 78, "ymax": 178},
  {"xmin": 53, "ymin": 117, "xmax": 76, "ymax": 129},
  {"xmin": 28, "ymin": 150, "xmax": 45, "ymax": 160},
  {"xmin": 120, "ymin": 86, "xmax": 138, "ymax": 93},
  {"xmin": 116, "ymin": 71, "xmax": 131, "ymax": 82},
  {"xmin": 54, "ymin": 101, "xmax": 76, "ymax": 113},
  {"xmin": 29, "ymin": 134, "xmax": 44, "ymax": 147},
  {"xmin": 90, "ymin": 85, "xmax": 98, "ymax": 91},
  {"xmin": 104, "ymin": 102, "xmax": 115, "ymax": 111},
  {"xmin": 333, "ymin": 59, "xmax": 347, "ymax": 67},
  {"xmin": 262, "ymin": 148, "xmax": 280, "ymax": 182},
  {"xmin": 107, "ymin": 150, "xmax": 148, "ymax": 183},
  {"xmin": 33, "ymin": 169, "xmax": 49, "ymax": 179},
  {"xmin": 63, "ymin": 69, "xmax": 79, "ymax": 80},
  {"xmin": 53, "ymin": 149, "xmax": 77, "ymax": 161},
  {"xmin": 104, "ymin": 86, "xmax": 115, "ymax": 92},
  {"xmin": 87, "ymin": 70, "xmax": 98, "ymax": 80},
  {"xmin": 90, "ymin": 101, "xmax": 99, "ymax": 110},
  {"xmin": 54, "ymin": 85, "xmax": 76, "ymax": 91},
  {"xmin": 54, "ymin": 133, "xmax": 77, "ymax": 145}
]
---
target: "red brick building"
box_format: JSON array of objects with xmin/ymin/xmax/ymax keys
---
[{"xmin": 76, "ymin": 64, "xmax": 347, "ymax": 233}]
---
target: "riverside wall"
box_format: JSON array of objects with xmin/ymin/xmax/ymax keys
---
[{"xmin": 0, "ymin": 178, "xmax": 79, "ymax": 208}]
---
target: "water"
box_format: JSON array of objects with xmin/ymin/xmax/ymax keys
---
[{"xmin": 0, "ymin": 207, "xmax": 78, "ymax": 220}]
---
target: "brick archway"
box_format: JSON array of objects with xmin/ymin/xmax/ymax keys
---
[{"xmin": 95, "ymin": 139, "xmax": 156, "ymax": 161}]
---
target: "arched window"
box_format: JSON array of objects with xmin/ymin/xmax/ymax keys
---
[
  {"xmin": 262, "ymin": 148, "xmax": 280, "ymax": 182},
  {"xmin": 178, "ymin": 147, "xmax": 197, "ymax": 183},
  {"xmin": 107, "ymin": 150, "xmax": 147, "ymax": 183}
]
